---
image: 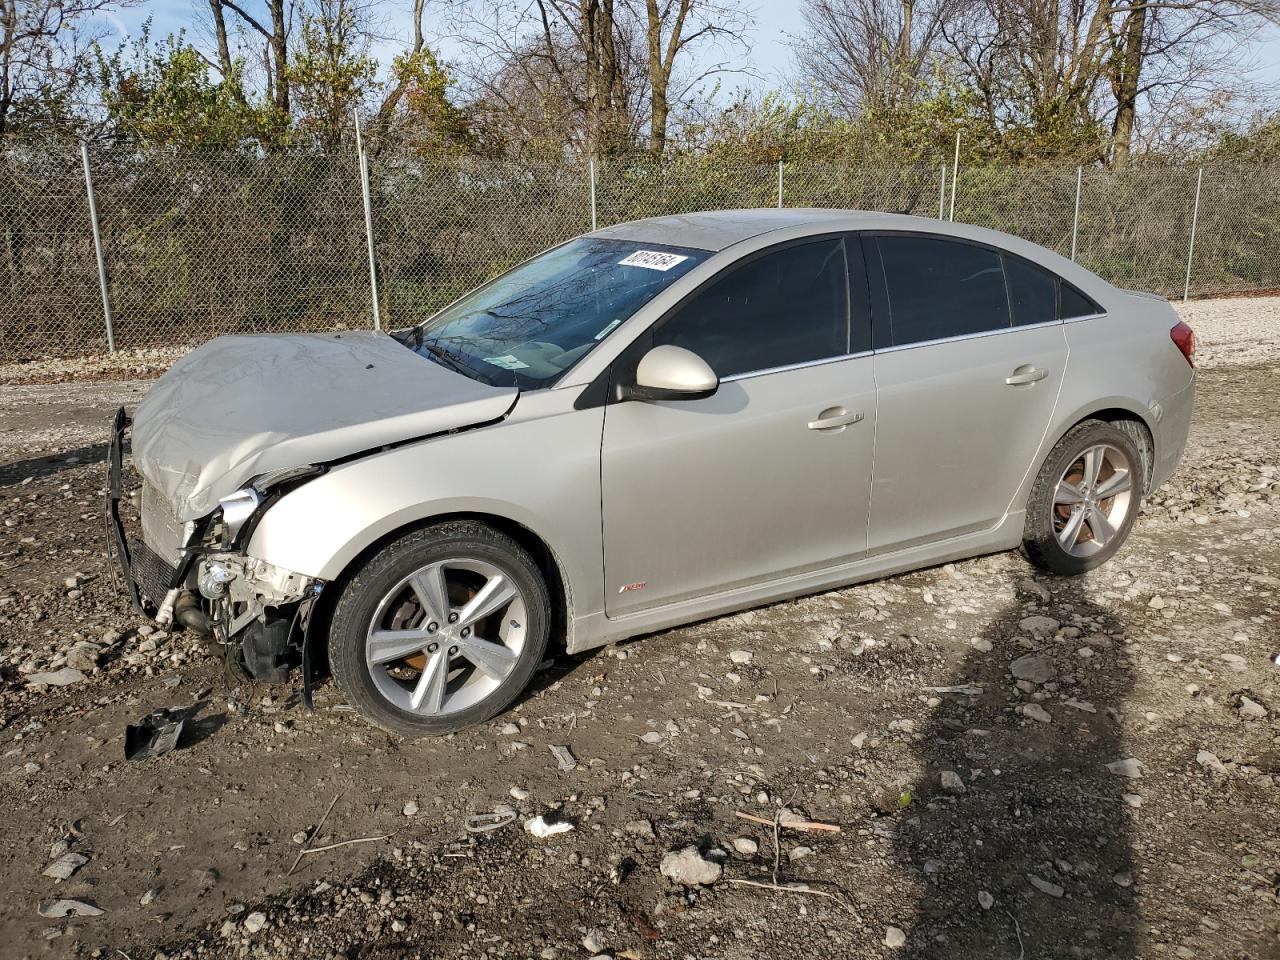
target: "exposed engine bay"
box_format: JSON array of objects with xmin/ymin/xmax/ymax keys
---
[{"xmin": 107, "ymin": 408, "xmax": 322, "ymax": 688}]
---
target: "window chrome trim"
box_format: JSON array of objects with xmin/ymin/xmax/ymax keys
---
[
  {"xmin": 874, "ymin": 318, "xmax": 1064, "ymax": 354},
  {"xmin": 719, "ymin": 312, "xmax": 1108, "ymax": 373},
  {"xmin": 721, "ymin": 350, "xmax": 873, "ymax": 384}
]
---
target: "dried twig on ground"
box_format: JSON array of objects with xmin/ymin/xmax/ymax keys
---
[
  {"xmin": 734, "ymin": 811, "xmax": 842, "ymax": 833},
  {"xmin": 771, "ymin": 809, "xmax": 781, "ymax": 885},
  {"xmin": 723, "ymin": 878, "xmax": 858, "ymax": 915},
  {"xmin": 1005, "ymin": 909, "xmax": 1025, "ymax": 960},
  {"xmin": 297, "ymin": 835, "xmax": 390, "ymax": 856},
  {"xmin": 287, "ymin": 792, "xmax": 341, "ymax": 876}
]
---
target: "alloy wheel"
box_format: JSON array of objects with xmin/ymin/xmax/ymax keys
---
[
  {"xmin": 365, "ymin": 558, "xmax": 527, "ymax": 716},
  {"xmin": 1052, "ymin": 443, "xmax": 1135, "ymax": 559}
]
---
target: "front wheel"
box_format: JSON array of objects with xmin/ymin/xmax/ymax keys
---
[
  {"xmin": 1022, "ymin": 420, "xmax": 1146, "ymax": 576},
  {"xmin": 328, "ymin": 521, "xmax": 551, "ymax": 737}
]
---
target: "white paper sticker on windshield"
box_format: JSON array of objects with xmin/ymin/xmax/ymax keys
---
[
  {"xmin": 482, "ymin": 354, "xmax": 530, "ymax": 370},
  {"xmin": 618, "ymin": 250, "xmax": 689, "ymax": 271}
]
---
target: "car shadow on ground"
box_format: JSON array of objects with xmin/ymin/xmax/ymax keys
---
[
  {"xmin": 0, "ymin": 441, "xmax": 110, "ymax": 486},
  {"xmin": 892, "ymin": 586, "xmax": 1138, "ymax": 957}
]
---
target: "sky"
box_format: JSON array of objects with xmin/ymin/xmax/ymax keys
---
[{"xmin": 108, "ymin": 0, "xmax": 1280, "ymax": 99}]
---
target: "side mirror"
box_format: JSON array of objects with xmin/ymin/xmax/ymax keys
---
[{"xmin": 622, "ymin": 345, "xmax": 719, "ymax": 402}]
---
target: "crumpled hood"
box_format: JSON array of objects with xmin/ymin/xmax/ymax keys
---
[{"xmin": 131, "ymin": 331, "xmax": 518, "ymax": 521}]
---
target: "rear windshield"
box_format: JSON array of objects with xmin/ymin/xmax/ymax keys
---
[{"xmin": 410, "ymin": 238, "xmax": 710, "ymax": 387}]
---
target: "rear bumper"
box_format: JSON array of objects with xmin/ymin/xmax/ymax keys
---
[
  {"xmin": 1151, "ymin": 374, "xmax": 1195, "ymax": 491},
  {"xmin": 106, "ymin": 407, "xmax": 184, "ymax": 619}
]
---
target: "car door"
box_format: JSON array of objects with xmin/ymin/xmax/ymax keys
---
[
  {"xmin": 863, "ymin": 233, "xmax": 1069, "ymax": 552},
  {"xmin": 600, "ymin": 237, "xmax": 876, "ymax": 617}
]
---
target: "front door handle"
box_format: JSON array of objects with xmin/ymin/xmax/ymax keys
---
[
  {"xmin": 807, "ymin": 408, "xmax": 864, "ymax": 431},
  {"xmin": 1005, "ymin": 365, "xmax": 1048, "ymax": 386}
]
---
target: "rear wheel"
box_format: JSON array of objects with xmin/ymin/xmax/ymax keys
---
[
  {"xmin": 329, "ymin": 521, "xmax": 550, "ymax": 737},
  {"xmin": 1022, "ymin": 420, "xmax": 1145, "ymax": 576}
]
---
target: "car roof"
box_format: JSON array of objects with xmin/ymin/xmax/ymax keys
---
[{"xmin": 590, "ymin": 208, "xmax": 964, "ymax": 252}]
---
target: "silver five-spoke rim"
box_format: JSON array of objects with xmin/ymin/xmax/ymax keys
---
[
  {"xmin": 366, "ymin": 558, "xmax": 527, "ymax": 716},
  {"xmin": 1053, "ymin": 443, "xmax": 1134, "ymax": 559}
]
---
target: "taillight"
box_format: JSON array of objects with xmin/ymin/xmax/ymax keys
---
[{"xmin": 1170, "ymin": 321, "xmax": 1195, "ymax": 367}]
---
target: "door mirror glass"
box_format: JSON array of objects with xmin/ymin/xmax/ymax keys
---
[{"xmin": 623, "ymin": 345, "xmax": 719, "ymax": 401}]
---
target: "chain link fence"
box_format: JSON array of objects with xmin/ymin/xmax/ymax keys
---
[{"xmin": 3, "ymin": 133, "xmax": 1278, "ymax": 362}]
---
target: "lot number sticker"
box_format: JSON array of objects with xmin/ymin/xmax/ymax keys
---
[
  {"xmin": 482, "ymin": 354, "xmax": 530, "ymax": 370},
  {"xmin": 618, "ymin": 250, "xmax": 689, "ymax": 271}
]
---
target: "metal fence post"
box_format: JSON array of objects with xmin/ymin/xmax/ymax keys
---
[
  {"xmin": 1070, "ymin": 166, "xmax": 1082, "ymax": 261},
  {"xmin": 351, "ymin": 109, "xmax": 382, "ymax": 331},
  {"xmin": 938, "ymin": 164, "xmax": 946, "ymax": 219},
  {"xmin": 1183, "ymin": 167, "xmax": 1203, "ymax": 302},
  {"xmin": 589, "ymin": 158, "xmax": 598, "ymax": 231},
  {"xmin": 80, "ymin": 141, "xmax": 115, "ymax": 353},
  {"xmin": 777, "ymin": 161, "xmax": 784, "ymax": 208},
  {"xmin": 949, "ymin": 132, "xmax": 960, "ymax": 221}
]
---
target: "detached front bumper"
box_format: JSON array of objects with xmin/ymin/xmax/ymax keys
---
[{"xmin": 106, "ymin": 407, "xmax": 191, "ymax": 622}]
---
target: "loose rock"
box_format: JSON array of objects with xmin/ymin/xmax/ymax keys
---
[
  {"xmin": 1028, "ymin": 874, "xmax": 1065, "ymax": 898},
  {"xmin": 1238, "ymin": 696, "xmax": 1267, "ymax": 720},
  {"xmin": 243, "ymin": 911, "xmax": 267, "ymax": 934},
  {"xmin": 940, "ymin": 770, "xmax": 966, "ymax": 794},
  {"xmin": 42, "ymin": 852, "xmax": 88, "ymax": 881},
  {"xmin": 1106, "ymin": 758, "xmax": 1144, "ymax": 779},
  {"xmin": 1010, "ymin": 654, "xmax": 1055, "ymax": 684},
  {"xmin": 37, "ymin": 899, "xmax": 103, "ymax": 919},
  {"xmin": 660, "ymin": 846, "xmax": 722, "ymax": 886}
]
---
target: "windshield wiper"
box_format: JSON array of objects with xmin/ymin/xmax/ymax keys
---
[{"xmin": 422, "ymin": 341, "xmax": 474, "ymax": 378}]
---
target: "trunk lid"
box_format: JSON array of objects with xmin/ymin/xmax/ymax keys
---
[{"xmin": 131, "ymin": 331, "xmax": 518, "ymax": 521}]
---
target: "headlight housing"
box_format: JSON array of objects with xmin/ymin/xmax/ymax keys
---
[
  {"xmin": 216, "ymin": 465, "xmax": 324, "ymax": 548},
  {"xmin": 217, "ymin": 488, "xmax": 262, "ymax": 546}
]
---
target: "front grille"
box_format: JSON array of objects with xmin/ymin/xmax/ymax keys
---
[
  {"xmin": 140, "ymin": 483, "xmax": 185, "ymax": 564},
  {"xmin": 130, "ymin": 539, "xmax": 178, "ymax": 606}
]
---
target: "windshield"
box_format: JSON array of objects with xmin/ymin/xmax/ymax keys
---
[{"xmin": 410, "ymin": 238, "xmax": 711, "ymax": 387}]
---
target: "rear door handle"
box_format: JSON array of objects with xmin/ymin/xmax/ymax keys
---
[
  {"xmin": 808, "ymin": 409, "xmax": 864, "ymax": 431},
  {"xmin": 1005, "ymin": 365, "xmax": 1048, "ymax": 386}
]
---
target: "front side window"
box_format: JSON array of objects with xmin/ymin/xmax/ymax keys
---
[
  {"xmin": 413, "ymin": 238, "xmax": 710, "ymax": 387},
  {"xmin": 654, "ymin": 238, "xmax": 849, "ymax": 379},
  {"xmin": 873, "ymin": 235, "xmax": 1011, "ymax": 347}
]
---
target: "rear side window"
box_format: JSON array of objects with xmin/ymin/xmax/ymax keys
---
[
  {"xmin": 1004, "ymin": 255, "xmax": 1058, "ymax": 326},
  {"xmin": 873, "ymin": 235, "xmax": 1010, "ymax": 347},
  {"xmin": 1061, "ymin": 281, "xmax": 1101, "ymax": 319},
  {"xmin": 654, "ymin": 238, "xmax": 849, "ymax": 379}
]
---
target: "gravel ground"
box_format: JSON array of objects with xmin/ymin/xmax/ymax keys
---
[{"xmin": 0, "ymin": 298, "xmax": 1277, "ymax": 960}]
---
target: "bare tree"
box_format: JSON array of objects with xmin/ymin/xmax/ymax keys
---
[
  {"xmin": 446, "ymin": 0, "xmax": 644, "ymax": 156},
  {"xmin": 795, "ymin": 0, "xmax": 957, "ymax": 116},
  {"xmin": 641, "ymin": 0, "xmax": 749, "ymax": 154},
  {"xmin": 937, "ymin": 0, "xmax": 1280, "ymax": 164},
  {"xmin": 445, "ymin": 0, "xmax": 748, "ymax": 156},
  {"xmin": 0, "ymin": 0, "xmax": 135, "ymax": 138},
  {"xmin": 207, "ymin": 0, "xmax": 237, "ymax": 78},
  {"xmin": 1105, "ymin": 0, "xmax": 1280, "ymax": 166},
  {"xmin": 372, "ymin": 0, "xmax": 426, "ymax": 130},
  {"xmin": 220, "ymin": 0, "xmax": 296, "ymax": 114}
]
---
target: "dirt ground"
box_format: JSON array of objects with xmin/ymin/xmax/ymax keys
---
[{"xmin": 1, "ymin": 300, "xmax": 1278, "ymax": 960}]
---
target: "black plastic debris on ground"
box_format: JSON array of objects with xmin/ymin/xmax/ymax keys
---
[{"xmin": 125, "ymin": 708, "xmax": 186, "ymax": 761}]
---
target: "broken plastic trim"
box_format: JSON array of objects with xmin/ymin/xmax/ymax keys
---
[{"xmin": 124, "ymin": 709, "xmax": 186, "ymax": 760}]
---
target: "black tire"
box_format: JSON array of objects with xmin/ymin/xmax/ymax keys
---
[
  {"xmin": 1022, "ymin": 420, "xmax": 1146, "ymax": 576},
  {"xmin": 328, "ymin": 521, "xmax": 551, "ymax": 737}
]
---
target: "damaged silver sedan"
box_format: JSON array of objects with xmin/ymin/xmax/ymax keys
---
[{"xmin": 108, "ymin": 209, "xmax": 1195, "ymax": 737}]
